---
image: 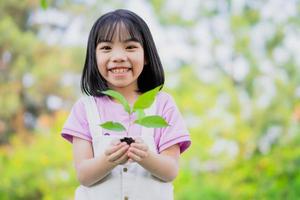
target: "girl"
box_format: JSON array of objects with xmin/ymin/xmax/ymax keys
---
[{"xmin": 62, "ymin": 9, "xmax": 191, "ymax": 200}]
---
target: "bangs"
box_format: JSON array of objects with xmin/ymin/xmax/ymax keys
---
[{"xmin": 96, "ymin": 19, "xmax": 144, "ymax": 45}]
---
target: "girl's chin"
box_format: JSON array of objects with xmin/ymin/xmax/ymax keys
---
[{"xmin": 108, "ymin": 80, "xmax": 138, "ymax": 90}]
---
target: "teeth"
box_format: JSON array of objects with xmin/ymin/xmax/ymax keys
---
[{"xmin": 111, "ymin": 68, "xmax": 129, "ymax": 73}]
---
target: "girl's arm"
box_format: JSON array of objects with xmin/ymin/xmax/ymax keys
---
[
  {"xmin": 128, "ymin": 141, "xmax": 180, "ymax": 182},
  {"xmin": 73, "ymin": 137, "xmax": 129, "ymax": 187}
]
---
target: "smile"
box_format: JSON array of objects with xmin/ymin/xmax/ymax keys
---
[{"xmin": 109, "ymin": 67, "xmax": 131, "ymax": 74}]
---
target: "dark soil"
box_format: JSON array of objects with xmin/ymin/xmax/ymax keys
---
[{"xmin": 120, "ymin": 137, "xmax": 135, "ymax": 145}]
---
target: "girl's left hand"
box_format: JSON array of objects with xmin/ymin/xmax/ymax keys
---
[{"xmin": 127, "ymin": 137, "xmax": 149, "ymax": 162}]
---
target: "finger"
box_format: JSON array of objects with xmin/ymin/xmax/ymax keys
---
[
  {"xmin": 109, "ymin": 144, "xmax": 129, "ymax": 162},
  {"xmin": 105, "ymin": 142, "xmax": 126, "ymax": 156},
  {"xmin": 130, "ymin": 143, "xmax": 148, "ymax": 151},
  {"xmin": 128, "ymin": 147, "xmax": 148, "ymax": 159},
  {"xmin": 104, "ymin": 145, "xmax": 119, "ymax": 156},
  {"xmin": 116, "ymin": 152, "xmax": 129, "ymax": 165},
  {"xmin": 127, "ymin": 151, "xmax": 141, "ymax": 162}
]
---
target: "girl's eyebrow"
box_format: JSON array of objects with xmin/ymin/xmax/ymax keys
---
[
  {"xmin": 122, "ymin": 38, "xmax": 139, "ymax": 43},
  {"xmin": 99, "ymin": 39, "xmax": 112, "ymax": 43},
  {"xmin": 98, "ymin": 38, "xmax": 140, "ymax": 43}
]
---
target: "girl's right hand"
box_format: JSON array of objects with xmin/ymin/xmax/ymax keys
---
[{"xmin": 104, "ymin": 139, "xmax": 129, "ymax": 165}]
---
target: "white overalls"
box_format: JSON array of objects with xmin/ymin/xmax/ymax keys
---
[{"xmin": 75, "ymin": 96, "xmax": 173, "ymax": 200}]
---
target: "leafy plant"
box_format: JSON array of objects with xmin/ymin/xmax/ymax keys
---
[
  {"xmin": 40, "ymin": 0, "xmax": 48, "ymax": 10},
  {"xmin": 100, "ymin": 85, "xmax": 169, "ymax": 134}
]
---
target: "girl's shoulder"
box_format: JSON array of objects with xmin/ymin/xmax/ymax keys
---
[
  {"xmin": 156, "ymin": 91, "xmax": 179, "ymax": 113},
  {"xmin": 156, "ymin": 91, "xmax": 176, "ymax": 104}
]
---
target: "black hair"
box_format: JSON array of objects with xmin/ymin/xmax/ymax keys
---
[{"xmin": 81, "ymin": 9, "xmax": 164, "ymax": 96}]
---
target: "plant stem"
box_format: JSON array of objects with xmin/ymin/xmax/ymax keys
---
[{"xmin": 127, "ymin": 113, "xmax": 132, "ymax": 136}]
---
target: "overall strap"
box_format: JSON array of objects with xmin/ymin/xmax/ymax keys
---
[
  {"xmin": 140, "ymin": 98, "xmax": 157, "ymax": 138},
  {"xmin": 82, "ymin": 96, "xmax": 102, "ymax": 139}
]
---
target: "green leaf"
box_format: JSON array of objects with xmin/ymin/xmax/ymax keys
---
[
  {"xmin": 135, "ymin": 109, "xmax": 145, "ymax": 120},
  {"xmin": 135, "ymin": 115, "xmax": 169, "ymax": 128},
  {"xmin": 100, "ymin": 121, "xmax": 126, "ymax": 132},
  {"xmin": 102, "ymin": 90, "xmax": 131, "ymax": 113},
  {"xmin": 40, "ymin": 0, "xmax": 48, "ymax": 10},
  {"xmin": 133, "ymin": 85, "xmax": 162, "ymax": 111}
]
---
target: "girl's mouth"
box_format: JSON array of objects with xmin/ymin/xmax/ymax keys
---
[{"xmin": 109, "ymin": 67, "xmax": 131, "ymax": 74}]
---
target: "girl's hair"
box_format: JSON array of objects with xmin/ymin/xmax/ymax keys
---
[{"xmin": 81, "ymin": 9, "xmax": 164, "ymax": 96}]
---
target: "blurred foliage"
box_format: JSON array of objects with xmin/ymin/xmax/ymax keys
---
[
  {"xmin": 40, "ymin": 0, "xmax": 48, "ymax": 10},
  {"xmin": 171, "ymin": 67, "xmax": 300, "ymax": 200},
  {"xmin": 0, "ymin": 111, "xmax": 77, "ymax": 200},
  {"xmin": 0, "ymin": 0, "xmax": 83, "ymax": 143},
  {"xmin": 1, "ymin": 0, "xmax": 300, "ymax": 199}
]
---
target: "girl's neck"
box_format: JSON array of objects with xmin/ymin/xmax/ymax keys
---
[{"xmin": 109, "ymin": 86, "xmax": 139, "ymax": 105}]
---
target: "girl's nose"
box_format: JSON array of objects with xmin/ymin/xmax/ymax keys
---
[{"xmin": 111, "ymin": 49, "xmax": 127, "ymax": 62}]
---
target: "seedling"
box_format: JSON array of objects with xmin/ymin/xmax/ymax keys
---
[{"xmin": 99, "ymin": 85, "xmax": 169, "ymax": 145}]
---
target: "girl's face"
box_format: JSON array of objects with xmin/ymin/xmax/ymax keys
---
[{"xmin": 96, "ymin": 25, "xmax": 145, "ymax": 93}]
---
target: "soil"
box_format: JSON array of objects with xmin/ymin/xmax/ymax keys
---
[{"xmin": 120, "ymin": 137, "xmax": 135, "ymax": 145}]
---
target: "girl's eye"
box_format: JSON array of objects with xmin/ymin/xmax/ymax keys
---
[
  {"xmin": 100, "ymin": 46, "xmax": 111, "ymax": 50},
  {"xmin": 126, "ymin": 45, "xmax": 137, "ymax": 50}
]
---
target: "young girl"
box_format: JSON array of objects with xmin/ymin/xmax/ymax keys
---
[{"xmin": 61, "ymin": 9, "xmax": 191, "ymax": 200}]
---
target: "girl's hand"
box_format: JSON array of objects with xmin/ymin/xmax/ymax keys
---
[
  {"xmin": 104, "ymin": 139, "xmax": 129, "ymax": 165},
  {"xmin": 127, "ymin": 137, "xmax": 149, "ymax": 162}
]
